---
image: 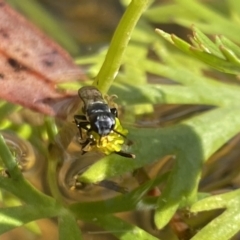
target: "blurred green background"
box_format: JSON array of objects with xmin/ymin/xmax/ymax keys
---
[{"xmin": 1, "ymin": 0, "xmax": 240, "ymax": 240}]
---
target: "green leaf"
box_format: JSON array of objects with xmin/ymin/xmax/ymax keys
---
[
  {"xmin": 113, "ymin": 79, "xmax": 240, "ymax": 107},
  {"xmin": 145, "ymin": 4, "xmax": 197, "ymax": 23},
  {"xmin": 190, "ymin": 190, "xmax": 240, "ymax": 240},
  {"xmin": 191, "ymin": 191, "xmax": 240, "ymax": 211},
  {"xmin": 0, "ymin": 134, "xmax": 20, "ymax": 175},
  {"xmin": 70, "ymin": 173, "xmax": 167, "ymax": 216},
  {"xmin": 191, "ymin": 26, "xmax": 224, "ymax": 59},
  {"xmin": 74, "ymin": 106, "xmax": 240, "ymax": 229},
  {"xmin": 156, "ymin": 28, "xmax": 240, "ymax": 75},
  {"xmin": 174, "ymin": 0, "xmax": 240, "ymax": 42},
  {"xmin": 192, "ymin": 209, "xmax": 240, "ymax": 240},
  {"xmin": 58, "ymin": 211, "xmax": 82, "ymax": 240},
  {"xmin": 154, "ymin": 107, "xmax": 240, "ymax": 228},
  {"xmin": 84, "ymin": 215, "xmax": 159, "ymax": 240},
  {"xmin": 80, "ymin": 107, "xmax": 240, "ymax": 184},
  {"xmin": 190, "ymin": 48, "xmax": 240, "ymax": 74},
  {"xmin": 228, "ymin": 0, "xmax": 240, "ymax": 18},
  {"xmin": 219, "ymin": 46, "xmax": 240, "ymax": 65},
  {"xmin": 0, "ymin": 205, "xmax": 58, "ymax": 234},
  {"xmin": 216, "ymin": 35, "xmax": 240, "ymax": 58}
]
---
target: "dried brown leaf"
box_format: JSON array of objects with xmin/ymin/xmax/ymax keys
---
[{"xmin": 0, "ymin": 1, "xmax": 84, "ymax": 117}]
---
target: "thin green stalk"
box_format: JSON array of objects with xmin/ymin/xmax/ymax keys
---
[
  {"xmin": 47, "ymin": 144, "xmax": 65, "ymax": 206},
  {"xmin": 0, "ymin": 134, "xmax": 59, "ymax": 206},
  {"xmin": 93, "ymin": 0, "xmax": 151, "ymax": 93},
  {"xmin": 45, "ymin": 117, "xmax": 58, "ymax": 143},
  {"xmin": 0, "ymin": 134, "xmax": 21, "ymax": 178}
]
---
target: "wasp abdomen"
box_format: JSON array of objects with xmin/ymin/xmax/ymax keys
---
[{"xmin": 78, "ymin": 86, "xmax": 104, "ymax": 108}]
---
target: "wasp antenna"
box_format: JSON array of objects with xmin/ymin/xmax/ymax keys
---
[
  {"xmin": 113, "ymin": 129, "xmax": 133, "ymax": 146},
  {"xmin": 113, "ymin": 129, "xmax": 126, "ymax": 138},
  {"xmin": 98, "ymin": 135, "xmax": 102, "ymax": 144}
]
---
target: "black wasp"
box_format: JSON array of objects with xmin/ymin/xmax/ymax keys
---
[{"xmin": 74, "ymin": 86, "xmax": 134, "ymax": 158}]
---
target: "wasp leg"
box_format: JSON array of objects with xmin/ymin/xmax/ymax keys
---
[
  {"xmin": 73, "ymin": 178, "xmax": 128, "ymax": 194},
  {"xmin": 74, "ymin": 115, "xmax": 97, "ymax": 154},
  {"xmin": 115, "ymin": 151, "xmax": 135, "ymax": 159},
  {"xmin": 81, "ymin": 137, "xmax": 96, "ymax": 155},
  {"xmin": 113, "ymin": 129, "xmax": 125, "ymax": 138},
  {"xmin": 74, "ymin": 114, "xmax": 87, "ymax": 121},
  {"xmin": 74, "ymin": 115, "xmax": 90, "ymax": 139},
  {"xmin": 97, "ymin": 180, "xmax": 128, "ymax": 194}
]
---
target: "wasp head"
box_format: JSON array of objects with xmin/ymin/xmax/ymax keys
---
[{"xmin": 90, "ymin": 112, "xmax": 116, "ymax": 136}]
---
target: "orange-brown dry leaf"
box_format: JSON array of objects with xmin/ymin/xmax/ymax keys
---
[{"xmin": 0, "ymin": 1, "xmax": 84, "ymax": 117}]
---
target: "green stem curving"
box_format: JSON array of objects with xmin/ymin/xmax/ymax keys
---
[{"xmin": 93, "ymin": 0, "xmax": 151, "ymax": 93}]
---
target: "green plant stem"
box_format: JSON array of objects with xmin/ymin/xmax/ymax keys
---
[
  {"xmin": 0, "ymin": 134, "xmax": 21, "ymax": 177},
  {"xmin": 0, "ymin": 134, "xmax": 61, "ymax": 207},
  {"xmin": 47, "ymin": 144, "xmax": 65, "ymax": 205},
  {"xmin": 45, "ymin": 117, "xmax": 58, "ymax": 143},
  {"xmin": 93, "ymin": 0, "xmax": 150, "ymax": 93}
]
